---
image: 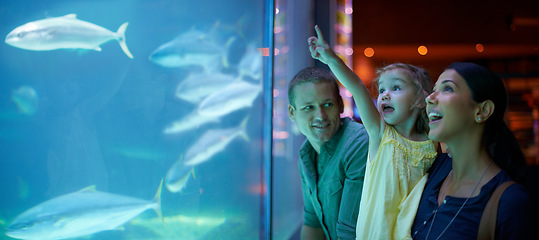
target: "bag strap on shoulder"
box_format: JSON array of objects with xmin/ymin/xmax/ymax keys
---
[{"xmin": 477, "ymin": 180, "xmax": 516, "ymax": 240}]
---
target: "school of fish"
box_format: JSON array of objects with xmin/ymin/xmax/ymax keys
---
[{"xmin": 4, "ymin": 13, "xmax": 264, "ymax": 240}]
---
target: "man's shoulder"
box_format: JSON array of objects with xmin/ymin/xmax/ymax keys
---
[
  {"xmin": 338, "ymin": 118, "xmax": 369, "ymax": 165},
  {"xmin": 338, "ymin": 118, "xmax": 369, "ymax": 153},
  {"xmin": 342, "ymin": 118, "xmax": 368, "ymax": 139}
]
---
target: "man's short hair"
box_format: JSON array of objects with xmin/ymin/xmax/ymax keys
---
[{"xmin": 288, "ymin": 67, "xmax": 343, "ymax": 108}]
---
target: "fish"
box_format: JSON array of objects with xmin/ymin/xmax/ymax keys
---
[
  {"xmin": 183, "ymin": 117, "xmax": 249, "ymax": 166},
  {"xmin": 165, "ymin": 155, "xmax": 195, "ymax": 193},
  {"xmin": 5, "ymin": 14, "xmax": 133, "ymax": 59},
  {"xmin": 5, "ymin": 180, "xmax": 163, "ymax": 240},
  {"xmin": 106, "ymin": 146, "xmax": 168, "ymax": 161},
  {"xmin": 148, "ymin": 28, "xmax": 232, "ymax": 70},
  {"xmin": 198, "ymin": 80, "xmax": 261, "ymax": 117},
  {"xmin": 11, "ymin": 86, "xmax": 39, "ymax": 115},
  {"xmin": 163, "ymin": 109, "xmax": 219, "ymax": 135},
  {"xmin": 237, "ymin": 44, "xmax": 263, "ymax": 81},
  {"xmin": 175, "ymin": 72, "xmax": 239, "ymax": 104}
]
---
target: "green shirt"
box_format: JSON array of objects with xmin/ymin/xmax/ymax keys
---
[{"xmin": 299, "ymin": 117, "xmax": 369, "ymax": 240}]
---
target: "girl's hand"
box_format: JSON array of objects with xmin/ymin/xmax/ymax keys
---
[{"xmin": 308, "ymin": 25, "xmax": 338, "ymax": 64}]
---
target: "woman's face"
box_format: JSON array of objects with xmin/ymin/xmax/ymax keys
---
[{"xmin": 425, "ymin": 69, "xmax": 479, "ymax": 143}]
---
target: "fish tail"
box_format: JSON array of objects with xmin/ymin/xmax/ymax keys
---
[
  {"xmin": 153, "ymin": 178, "xmax": 165, "ymax": 226},
  {"xmin": 117, "ymin": 22, "xmax": 134, "ymax": 59}
]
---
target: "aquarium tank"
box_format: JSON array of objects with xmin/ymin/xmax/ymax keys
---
[{"xmin": 0, "ymin": 0, "xmax": 314, "ymax": 239}]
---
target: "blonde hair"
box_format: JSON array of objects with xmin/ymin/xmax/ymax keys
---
[{"xmin": 375, "ymin": 63, "xmax": 432, "ymax": 134}]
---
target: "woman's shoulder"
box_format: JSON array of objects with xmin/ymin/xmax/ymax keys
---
[
  {"xmin": 495, "ymin": 180, "xmax": 534, "ymax": 238},
  {"xmin": 484, "ymin": 170, "xmax": 532, "ymax": 221},
  {"xmin": 497, "ymin": 177, "xmax": 532, "ymax": 209}
]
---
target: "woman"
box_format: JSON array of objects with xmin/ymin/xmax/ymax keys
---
[{"xmin": 411, "ymin": 62, "xmax": 532, "ymax": 239}]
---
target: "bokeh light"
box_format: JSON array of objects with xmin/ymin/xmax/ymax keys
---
[
  {"xmin": 476, "ymin": 43, "xmax": 484, "ymax": 53},
  {"xmin": 364, "ymin": 47, "xmax": 374, "ymax": 57},
  {"xmin": 418, "ymin": 45, "xmax": 428, "ymax": 55}
]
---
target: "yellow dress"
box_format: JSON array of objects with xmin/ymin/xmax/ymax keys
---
[{"xmin": 355, "ymin": 125, "xmax": 437, "ymax": 240}]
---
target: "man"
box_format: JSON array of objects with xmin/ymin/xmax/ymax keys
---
[{"xmin": 288, "ymin": 67, "xmax": 369, "ymax": 240}]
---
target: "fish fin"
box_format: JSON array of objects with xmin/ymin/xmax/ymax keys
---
[
  {"xmin": 53, "ymin": 218, "xmax": 69, "ymax": 227},
  {"xmin": 220, "ymin": 56, "xmax": 229, "ymax": 68},
  {"xmin": 235, "ymin": 15, "xmax": 247, "ymax": 39},
  {"xmin": 220, "ymin": 37, "xmax": 237, "ymax": 69},
  {"xmin": 78, "ymin": 185, "xmax": 97, "ymax": 192},
  {"xmin": 62, "ymin": 14, "xmax": 77, "ymax": 19},
  {"xmin": 116, "ymin": 22, "xmax": 134, "ymax": 59},
  {"xmin": 93, "ymin": 47, "xmax": 102, "ymax": 52},
  {"xmin": 153, "ymin": 179, "xmax": 165, "ymax": 226},
  {"xmin": 239, "ymin": 116, "xmax": 250, "ymax": 141}
]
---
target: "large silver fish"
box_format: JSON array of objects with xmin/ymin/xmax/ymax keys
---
[
  {"xmin": 175, "ymin": 72, "xmax": 238, "ymax": 104},
  {"xmin": 5, "ymin": 180, "xmax": 163, "ymax": 240},
  {"xmin": 238, "ymin": 44, "xmax": 263, "ymax": 81},
  {"xmin": 183, "ymin": 117, "xmax": 249, "ymax": 166},
  {"xmin": 163, "ymin": 109, "xmax": 219, "ymax": 135},
  {"xmin": 148, "ymin": 28, "xmax": 231, "ymax": 70},
  {"xmin": 5, "ymin": 14, "xmax": 133, "ymax": 59},
  {"xmin": 198, "ymin": 80, "xmax": 261, "ymax": 117}
]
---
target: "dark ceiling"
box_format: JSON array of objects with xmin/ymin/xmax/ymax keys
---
[
  {"xmin": 351, "ymin": 0, "xmax": 539, "ymax": 71},
  {"xmin": 353, "ymin": 0, "xmax": 539, "ymax": 45}
]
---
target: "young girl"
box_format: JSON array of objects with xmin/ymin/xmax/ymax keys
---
[{"xmin": 308, "ymin": 25, "xmax": 438, "ymax": 239}]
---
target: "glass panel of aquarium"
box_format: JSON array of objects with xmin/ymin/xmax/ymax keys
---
[{"xmin": 0, "ymin": 0, "xmax": 271, "ymax": 239}]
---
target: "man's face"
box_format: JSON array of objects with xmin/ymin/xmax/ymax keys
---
[{"xmin": 289, "ymin": 81, "xmax": 343, "ymax": 152}]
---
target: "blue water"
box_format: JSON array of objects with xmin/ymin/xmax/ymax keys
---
[{"xmin": 0, "ymin": 0, "xmax": 268, "ymax": 239}]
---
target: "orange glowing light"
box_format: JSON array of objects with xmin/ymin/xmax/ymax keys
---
[
  {"xmin": 257, "ymin": 48, "xmax": 270, "ymax": 56},
  {"xmin": 364, "ymin": 47, "xmax": 374, "ymax": 57},
  {"xmin": 418, "ymin": 45, "xmax": 428, "ymax": 55},
  {"xmin": 476, "ymin": 43, "xmax": 484, "ymax": 53}
]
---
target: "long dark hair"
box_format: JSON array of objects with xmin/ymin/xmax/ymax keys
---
[{"xmin": 448, "ymin": 62, "xmax": 527, "ymax": 183}]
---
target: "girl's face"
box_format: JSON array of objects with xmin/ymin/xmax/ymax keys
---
[
  {"xmin": 377, "ymin": 69, "xmax": 421, "ymax": 127},
  {"xmin": 425, "ymin": 69, "xmax": 478, "ymax": 142}
]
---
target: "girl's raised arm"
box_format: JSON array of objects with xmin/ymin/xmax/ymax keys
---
[{"xmin": 309, "ymin": 25, "xmax": 382, "ymax": 138}]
